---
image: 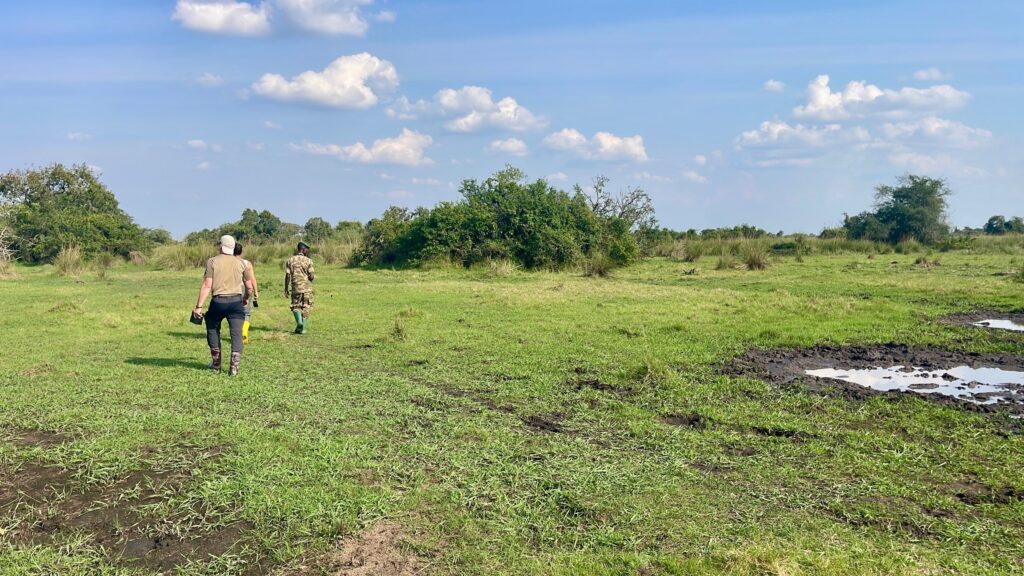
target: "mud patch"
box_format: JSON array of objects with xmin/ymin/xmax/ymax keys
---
[
  {"xmin": 0, "ymin": 448, "xmax": 259, "ymax": 573},
  {"xmin": 942, "ymin": 310, "xmax": 1024, "ymax": 333},
  {"xmin": 661, "ymin": 413, "xmax": 709, "ymax": 430},
  {"xmin": 949, "ymin": 480, "xmax": 1022, "ymax": 505},
  {"xmin": 3, "ymin": 427, "xmax": 74, "ymax": 449},
  {"xmin": 522, "ymin": 413, "xmax": 567, "ymax": 433},
  {"xmin": 727, "ymin": 344, "xmax": 1024, "ymax": 416},
  {"xmin": 805, "ymin": 365, "xmax": 1024, "ymax": 406}
]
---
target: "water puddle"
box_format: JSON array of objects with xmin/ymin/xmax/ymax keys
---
[
  {"xmin": 972, "ymin": 319, "xmax": 1024, "ymax": 332},
  {"xmin": 805, "ymin": 366, "xmax": 1024, "ymax": 406}
]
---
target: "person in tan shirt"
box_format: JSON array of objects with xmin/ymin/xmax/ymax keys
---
[{"xmin": 193, "ymin": 235, "xmax": 254, "ymax": 375}]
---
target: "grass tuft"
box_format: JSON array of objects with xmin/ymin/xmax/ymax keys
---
[
  {"xmin": 54, "ymin": 245, "xmax": 85, "ymax": 277},
  {"xmin": 740, "ymin": 241, "xmax": 770, "ymax": 271}
]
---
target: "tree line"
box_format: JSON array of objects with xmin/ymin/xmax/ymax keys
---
[{"xmin": 1, "ymin": 163, "xmax": 1019, "ymax": 268}]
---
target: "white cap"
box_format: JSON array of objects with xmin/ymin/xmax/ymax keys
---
[{"xmin": 220, "ymin": 235, "xmax": 236, "ymax": 255}]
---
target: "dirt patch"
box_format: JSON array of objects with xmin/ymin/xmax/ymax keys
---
[
  {"xmin": 949, "ymin": 479, "xmax": 1022, "ymax": 505},
  {"xmin": 522, "ymin": 413, "xmax": 567, "ymax": 433},
  {"xmin": 0, "ymin": 448, "xmax": 259, "ymax": 573},
  {"xmin": 3, "ymin": 427, "xmax": 74, "ymax": 449},
  {"xmin": 282, "ymin": 522, "xmax": 422, "ymax": 576},
  {"xmin": 661, "ymin": 413, "xmax": 709, "ymax": 430},
  {"xmin": 942, "ymin": 309, "xmax": 1024, "ymax": 332},
  {"xmin": 726, "ymin": 343, "xmax": 1024, "ymax": 415}
]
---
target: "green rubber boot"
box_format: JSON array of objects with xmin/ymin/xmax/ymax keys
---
[
  {"xmin": 293, "ymin": 311, "xmax": 302, "ymax": 334},
  {"xmin": 299, "ymin": 315, "xmax": 308, "ymax": 334}
]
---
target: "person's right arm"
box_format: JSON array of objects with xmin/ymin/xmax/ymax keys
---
[
  {"xmin": 248, "ymin": 262, "xmax": 259, "ymax": 300},
  {"xmin": 194, "ymin": 277, "xmax": 213, "ymax": 314},
  {"xmin": 284, "ymin": 262, "xmax": 291, "ymax": 297}
]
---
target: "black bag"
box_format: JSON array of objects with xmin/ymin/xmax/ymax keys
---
[{"xmin": 189, "ymin": 310, "xmax": 204, "ymax": 325}]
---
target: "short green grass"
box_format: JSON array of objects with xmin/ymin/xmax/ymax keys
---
[{"xmin": 1, "ymin": 253, "xmax": 1022, "ymax": 575}]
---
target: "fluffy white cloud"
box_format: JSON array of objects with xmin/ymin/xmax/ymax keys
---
[
  {"xmin": 196, "ymin": 72, "xmax": 225, "ymax": 87},
  {"xmin": 793, "ymin": 74, "xmax": 969, "ymax": 120},
  {"xmin": 196, "ymin": 161, "xmax": 212, "ymax": 170},
  {"xmin": 371, "ymin": 10, "xmax": 396, "ymax": 22},
  {"xmin": 763, "ymin": 79, "xmax": 785, "ymax": 92},
  {"xmin": 290, "ymin": 128, "xmax": 432, "ymax": 166},
  {"xmin": 693, "ymin": 154, "xmax": 707, "ymax": 166},
  {"xmin": 66, "ymin": 132, "xmax": 93, "ymax": 142},
  {"xmin": 737, "ymin": 121, "xmax": 868, "ymax": 148},
  {"xmin": 546, "ymin": 172, "xmax": 568, "ymax": 182},
  {"xmin": 187, "ymin": 139, "xmax": 208, "ymax": 149},
  {"xmin": 263, "ymin": 120, "xmax": 282, "ymax": 129},
  {"xmin": 881, "ymin": 117, "xmax": 991, "ymax": 147},
  {"xmin": 487, "ymin": 138, "xmax": 529, "ymax": 156},
  {"xmin": 913, "ymin": 67, "xmax": 951, "ymax": 81},
  {"xmin": 388, "ymin": 86, "xmax": 545, "ymax": 132},
  {"xmin": 682, "ymin": 170, "xmax": 708, "ymax": 184},
  {"xmin": 275, "ymin": 0, "xmax": 371, "ymax": 36},
  {"xmin": 172, "ymin": 1, "xmax": 270, "ymax": 36},
  {"xmin": 543, "ymin": 128, "xmax": 647, "ymax": 162},
  {"xmin": 252, "ymin": 53, "xmax": 398, "ymax": 108}
]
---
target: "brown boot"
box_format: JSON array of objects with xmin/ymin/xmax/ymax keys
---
[
  {"xmin": 228, "ymin": 352, "xmax": 241, "ymax": 376},
  {"xmin": 208, "ymin": 348, "xmax": 222, "ymax": 371}
]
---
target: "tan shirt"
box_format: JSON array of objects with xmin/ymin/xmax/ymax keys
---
[{"xmin": 204, "ymin": 254, "xmax": 253, "ymax": 296}]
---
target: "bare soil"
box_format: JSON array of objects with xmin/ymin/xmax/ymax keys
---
[
  {"xmin": 279, "ymin": 522, "xmax": 423, "ymax": 576},
  {"xmin": 1, "ymin": 429, "xmax": 259, "ymax": 574}
]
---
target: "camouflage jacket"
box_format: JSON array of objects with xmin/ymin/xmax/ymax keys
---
[{"xmin": 286, "ymin": 254, "xmax": 314, "ymax": 294}]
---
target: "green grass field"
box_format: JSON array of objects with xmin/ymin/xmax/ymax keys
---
[{"xmin": 1, "ymin": 253, "xmax": 1022, "ymax": 575}]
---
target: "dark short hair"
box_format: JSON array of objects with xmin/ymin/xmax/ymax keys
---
[{"xmin": 233, "ymin": 243, "xmax": 243, "ymax": 256}]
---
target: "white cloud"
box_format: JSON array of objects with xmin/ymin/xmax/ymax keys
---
[
  {"xmin": 388, "ymin": 86, "xmax": 545, "ymax": 132},
  {"xmin": 274, "ymin": 0, "xmax": 371, "ymax": 36},
  {"xmin": 196, "ymin": 72, "xmax": 225, "ymax": 87},
  {"xmin": 693, "ymin": 154, "xmax": 707, "ymax": 166},
  {"xmin": 887, "ymin": 150, "xmax": 984, "ymax": 177},
  {"xmin": 632, "ymin": 171, "xmax": 672, "ymax": 183},
  {"xmin": 913, "ymin": 67, "xmax": 951, "ymax": 81},
  {"xmin": 487, "ymin": 137, "xmax": 529, "ymax": 156},
  {"xmin": 187, "ymin": 139, "xmax": 208, "ymax": 149},
  {"xmin": 196, "ymin": 161, "xmax": 211, "ymax": 170},
  {"xmin": 172, "ymin": 1, "xmax": 270, "ymax": 36},
  {"xmin": 263, "ymin": 120, "xmax": 282, "ymax": 129},
  {"xmin": 881, "ymin": 117, "xmax": 991, "ymax": 147},
  {"xmin": 682, "ymin": 170, "xmax": 708, "ymax": 184},
  {"xmin": 371, "ymin": 10, "xmax": 396, "ymax": 22},
  {"xmin": 290, "ymin": 128, "xmax": 433, "ymax": 166},
  {"xmin": 252, "ymin": 52, "xmax": 398, "ymax": 108},
  {"xmin": 793, "ymin": 74, "xmax": 970, "ymax": 120},
  {"xmin": 543, "ymin": 128, "xmax": 648, "ymax": 162},
  {"xmin": 737, "ymin": 120, "xmax": 867, "ymax": 148},
  {"xmin": 409, "ymin": 177, "xmax": 441, "ymax": 186},
  {"xmin": 546, "ymin": 172, "xmax": 568, "ymax": 182},
  {"xmin": 763, "ymin": 79, "xmax": 785, "ymax": 92},
  {"xmin": 66, "ymin": 132, "xmax": 93, "ymax": 142}
]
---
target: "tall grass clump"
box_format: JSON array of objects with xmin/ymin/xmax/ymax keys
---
[
  {"xmin": 0, "ymin": 226, "xmax": 15, "ymax": 279},
  {"xmin": 154, "ymin": 243, "xmax": 213, "ymax": 271},
  {"xmin": 583, "ymin": 252, "xmax": 615, "ymax": 277},
  {"xmin": 317, "ymin": 241, "xmax": 358, "ymax": 266},
  {"xmin": 54, "ymin": 245, "xmax": 86, "ymax": 277},
  {"xmin": 714, "ymin": 247, "xmax": 735, "ymax": 270},
  {"xmin": 92, "ymin": 252, "xmax": 117, "ymax": 279},
  {"xmin": 681, "ymin": 240, "xmax": 707, "ymax": 263},
  {"xmin": 740, "ymin": 240, "xmax": 770, "ymax": 271},
  {"xmin": 128, "ymin": 251, "xmax": 147, "ymax": 266}
]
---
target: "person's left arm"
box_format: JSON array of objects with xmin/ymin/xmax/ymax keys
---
[
  {"xmin": 194, "ymin": 277, "xmax": 213, "ymax": 315},
  {"xmin": 307, "ymin": 260, "xmax": 315, "ymax": 283}
]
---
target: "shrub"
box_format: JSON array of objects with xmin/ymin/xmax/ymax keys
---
[
  {"xmin": 681, "ymin": 240, "xmax": 706, "ymax": 262},
  {"xmin": 93, "ymin": 252, "xmax": 117, "ymax": 279},
  {"xmin": 128, "ymin": 251, "xmax": 147, "ymax": 266},
  {"xmin": 740, "ymin": 240, "xmax": 770, "ymax": 270},
  {"xmin": 715, "ymin": 249, "xmax": 735, "ymax": 270},
  {"xmin": 583, "ymin": 252, "xmax": 615, "ymax": 277},
  {"xmin": 54, "ymin": 245, "xmax": 85, "ymax": 277}
]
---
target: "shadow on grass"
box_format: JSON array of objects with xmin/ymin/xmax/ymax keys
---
[
  {"xmin": 166, "ymin": 331, "xmax": 205, "ymax": 339},
  {"xmin": 126, "ymin": 357, "xmax": 208, "ymax": 370}
]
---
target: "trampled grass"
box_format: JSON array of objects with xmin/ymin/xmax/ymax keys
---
[{"xmin": 1, "ymin": 253, "xmax": 1022, "ymax": 575}]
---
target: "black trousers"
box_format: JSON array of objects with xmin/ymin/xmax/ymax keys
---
[{"xmin": 205, "ymin": 295, "xmax": 245, "ymax": 354}]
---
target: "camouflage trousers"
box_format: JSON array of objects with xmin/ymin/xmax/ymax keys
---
[{"xmin": 290, "ymin": 291, "xmax": 313, "ymax": 315}]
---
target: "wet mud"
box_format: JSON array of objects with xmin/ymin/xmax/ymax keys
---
[
  {"xmin": 942, "ymin": 310, "xmax": 1024, "ymax": 333},
  {"xmin": 1, "ymin": 429, "xmax": 258, "ymax": 573},
  {"xmin": 726, "ymin": 343, "xmax": 1024, "ymax": 416}
]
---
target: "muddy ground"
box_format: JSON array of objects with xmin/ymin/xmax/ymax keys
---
[
  {"xmin": 726, "ymin": 343, "xmax": 1024, "ymax": 417},
  {"xmin": 0, "ymin": 429, "xmax": 262, "ymax": 574},
  {"xmin": 942, "ymin": 309, "xmax": 1024, "ymax": 331}
]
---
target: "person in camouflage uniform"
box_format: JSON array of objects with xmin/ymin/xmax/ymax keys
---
[{"xmin": 284, "ymin": 241, "xmax": 315, "ymax": 334}]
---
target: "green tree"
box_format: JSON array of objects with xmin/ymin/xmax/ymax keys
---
[
  {"xmin": 0, "ymin": 164, "xmax": 151, "ymax": 262},
  {"xmin": 873, "ymin": 175, "xmax": 951, "ymax": 244},
  {"xmin": 303, "ymin": 217, "xmax": 334, "ymax": 243}
]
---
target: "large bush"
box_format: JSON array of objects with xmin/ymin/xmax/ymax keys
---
[
  {"xmin": 0, "ymin": 164, "xmax": 151, "ymax": 262},
  {"xmin": 843, "ymin": 175, "xmax": 951, "ymax": 244},
  {"xmin": 352, "ymin": 167, "xmax": 640, "ymax": 270}
]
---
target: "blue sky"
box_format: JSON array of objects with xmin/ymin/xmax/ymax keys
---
[{"xmin": 2, "ymin": 0, "xmax": 1021, "ymax": 236}]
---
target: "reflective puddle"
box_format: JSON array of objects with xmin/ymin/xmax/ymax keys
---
[
  {"xmin": 973, "ymin": 319, "xmax": 1024, "ymax": 332},
  {"xmin": 805, "ymin": 366, "xmax": 1024, "ymax": 405}
]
